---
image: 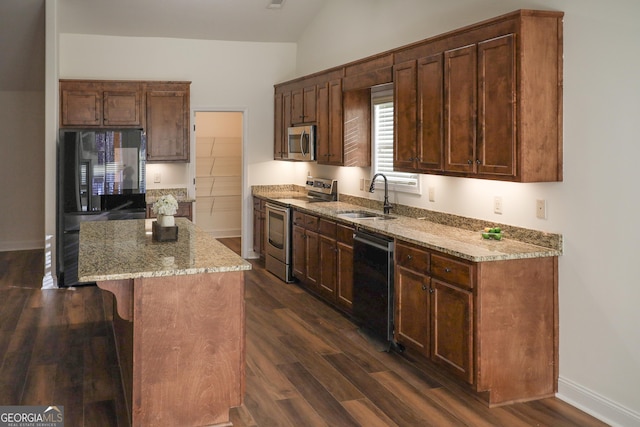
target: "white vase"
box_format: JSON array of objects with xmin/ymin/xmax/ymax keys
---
[{"xmin": 158, "ymin": 214, "xmax": 175, "ymax": 227}]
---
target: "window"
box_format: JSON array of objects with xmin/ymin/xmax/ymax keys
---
[{"xmin": 371, "ymin": 87, "xmax": 420, "ymax": 193}]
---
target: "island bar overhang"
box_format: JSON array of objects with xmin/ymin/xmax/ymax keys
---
[{"xmin": 79, "ymin": 218, "xmax": 250, "ymax": 426}]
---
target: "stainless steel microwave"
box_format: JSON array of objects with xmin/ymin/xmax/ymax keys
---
[{"xmin": 287, "ymin": 125, "xmax": 316, "ymax": 161}]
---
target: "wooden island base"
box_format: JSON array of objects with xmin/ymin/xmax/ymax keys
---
[{"xmin": 99, "ymin": 271, "xmax": 245, "ymax": 427}]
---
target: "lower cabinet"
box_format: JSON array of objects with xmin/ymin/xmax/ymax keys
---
[
  {"xmin": 394, "ymin": 239, "xmax": 558, "ymax": 406},
  {"xmin": 292, "ymin": 209, "xmax": 354, "ymax": 314}
]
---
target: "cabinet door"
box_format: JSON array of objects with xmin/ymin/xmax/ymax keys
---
[
  {"xmin": 336, "ymin": 224, "xmax": 354, "ymax": 312},
  {"xmin": 103, "ymin": 89, "xmax": 142, "ymax": 127},
  {"xmin": 395, "ymin": 265, "xmax": 430, "ymax": 356},
  {"xmin": 444, "ymin": 45, "xmax": 477, "ymax": 173},
  {"xmin": 146, "ymin": 87, "xmax": 189, "ymax": 162},
  {"xmin": 303, "ymin": 85, "xmax": 317, "ymax": 123},
  {"xmin": 393, "ymin": 60, "xmax": 417, "ymax": 172},
  {"xmin": 316, "ymin": 83, "xmax": 330, "ymax": 162},
  {"xmin": 477, "ymin": 34, "xmax": 516, "ymax": 177},
  {"xmin": 292, "ymin": 224, "xmax": 306, "ymax": 279},
  {"xmin": 317, "ymin": 79, "xmax": 344, "ymax": 166},
  {"xmin": 319, "ymin": 234, "xmax": 337, "ymax": 299},
  {"xmin": 431, "ymin": 279, "xmax": 473, "ymax": 384},
  {"xmin": 305, "ymin": 229, "xmax": 320, "ymax": 289},
  {"xmin": 417, "ymin": 54, "xmax": 444, "ymax": 172},
  {"xmin": 61, "ymin": 89, "xmax": 102, "ymax": 126}
]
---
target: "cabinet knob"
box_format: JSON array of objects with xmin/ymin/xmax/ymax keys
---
[
  {"xmin": 429, "ymin": 288, "xmax": 434, "ymax": 294},
  {"xmin": 421, "ymin": 285, "xmax": 427, "ymax": 291},
  {"xmin": 476, "ymin": 159, "xmax": 481, "ymax": 165},
  {"xmin": 407, "ymin": 254, "xmax": 412, "ymax": 260},
  {"xmin": 445, "ymin": 267, "xmax": 451, "ymax": 273},
  {"xmin": 408, "ymin": 157, "xmax": 414, "ymax": 161},
  {"xmin": 467, "ymin": 159, "xmax": 473, "ymax": 165}
]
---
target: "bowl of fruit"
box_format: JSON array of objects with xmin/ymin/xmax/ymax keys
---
[{"xmin": 481, "ymin": 227, "xmax": 502, "ymax": 240}]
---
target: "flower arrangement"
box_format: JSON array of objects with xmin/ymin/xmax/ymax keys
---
[{"xmin": 152, "ymin": 194, "xmax": 178, "ymax": 216}]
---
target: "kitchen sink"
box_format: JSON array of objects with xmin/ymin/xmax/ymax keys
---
[{"xmin": 336, "ymin": 210, "xmax": 395, "ymax": 220}]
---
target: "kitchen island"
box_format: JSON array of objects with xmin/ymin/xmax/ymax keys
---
[{"xmin": 79, "ymin": 218, "xmax": 251, "ymax": 427}]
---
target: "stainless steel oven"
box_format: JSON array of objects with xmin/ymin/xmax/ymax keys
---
[{"xmin": 265, "ymin": 202, "xmax": 294, "ymax": 283}]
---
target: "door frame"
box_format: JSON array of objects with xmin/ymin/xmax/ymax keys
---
[{"xmin": 190, "ymin": 107, "xmax": 249, "ymax": 257}]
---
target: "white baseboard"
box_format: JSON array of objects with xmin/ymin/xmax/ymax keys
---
[
  {"xmin": 205, "ymin": 229, "xmax": 241, "ymax": 239},
  {"xmin": 557, "ymin": 376, "xmax": 640, "ymax": 427},
  {"xmin": 0, "ymin": 239, "xmax": 44, "ymax": 252}
]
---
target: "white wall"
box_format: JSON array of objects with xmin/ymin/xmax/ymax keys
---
[
  {"xmin": 58, "ymin": 34, "xmax": 300, "ymax": 257},
  {"xmin": 0, "ymin": 91, "xmax": 45, "ymax": 251},
  {"xmin": 296, "ymin": 1, "xmax": 640, "ymax": 425}
]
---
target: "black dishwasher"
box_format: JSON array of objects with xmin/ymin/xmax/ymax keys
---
[{"xmin": 352, "ymin": 230, "xmax": 395, "ymax": 347}]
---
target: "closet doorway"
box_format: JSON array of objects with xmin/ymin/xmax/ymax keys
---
[{"xmin": 194, "ymin": 111, "xmax": 243, "ymax": 239}]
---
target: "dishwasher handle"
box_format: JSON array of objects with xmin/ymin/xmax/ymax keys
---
[{"xmin": 353, "ymin": 232, "xmax": 394, "ymax": 252}]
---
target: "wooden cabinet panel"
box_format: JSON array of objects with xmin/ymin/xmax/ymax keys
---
[
  {"xmin": 431, "ymin": 279, "xmax": 473, "ymax": 384},
  {"xmin": 292, "ymin": 224, "xmax": 306, "ymax": 279},
  {"xmin": 60, "ymin": 80, "xmax": 143, "ymax": 128},
  {"xmin": 305, "ymin": 229, "xmax": 319, "ymax": 288},
  {"xmin": 336, "ymin": 224, "xmax": 354, "ymax": 312},
  {"xmin": 395, "ymin": 265, "xmax": 430, "ymax": 356},
  {"xmin": 393, "ymin": 60, "xmax": 417, "ymax": 172},
  {"xmin": 343, "ymin": 89, "xmax": 371, "ymax": 167},
  {"xmin": 319, "ymin": 233, "xmax": 337, "ymax": 299},
  {"xmin": 103, "ymin": 89, "xmax": 142, "ymax": 127},
  {"xmin": 273, "ymin": 92, "xmax": 291, "ymax": 160},
  {"xmin": 431, "ymin": 253, "xmax": 474, "ymax": 290},
  {"xmin": 477, "ymin": 34, "xmax": 516, "ymax": 177},
  {"xmin": 417, "ymin": 54, "xmax": 444, "ymax": 171},
  {"xmin": 316, "ymin": 79, "xmax": 344, "ymax": 165},
  {"xmin": 61, "ymin": 88, "xmax": 102, "ymax": 126},
  {"xmin": 444, "ymin": 44, "xmax": 477, "ymax": 173},
  {"xmin": 146, "ymin": 85, "xmax": 190, "ymax": 162},
  {"xmin": 291, "ymin": 84, "xmax": 317, "ymax": 124}
]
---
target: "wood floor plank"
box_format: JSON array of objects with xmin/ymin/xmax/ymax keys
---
[
  {"xmin": 324, "ymin": 352, "xmax": 444, "ymax": 426},
  {"xmin": 276, "ymin": 397, "xmax": 329, "ymax": 427},
  {"xmin": 423, "ymin": 386, "xmax": 532, "ymax": 427},
  {"xmin": 21, "ymin": 363, "xmax": 57, "ymax": 404},
  {"xmin": 245, "ymin": 336, "xmax": 299, "ymax": 401},
  {"xmin": 273, "ymin": 308, "xmax": 341, "ymax": 355},
  {"xmin": 84, "ymin": 399, "xmax": 119, "ymax": 427},
  {"xmin": 341, "ymin": 398, "xmax": 400, "ymax": 427},
  {"xmin": 242, "ymin": 372, "xmax": 297, "ymax": 427},
  {"xmin": 278, "ymin": 333, "xmax": 364, "ymax": 402},
  {"xmin": 277, "ymin": 362, "xmax": 360, "ymax": 427}
]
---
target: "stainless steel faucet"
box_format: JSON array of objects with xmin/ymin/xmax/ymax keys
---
[{"xmin": 368, "ymin": 173, "xmax": 393, "ymax": 214}]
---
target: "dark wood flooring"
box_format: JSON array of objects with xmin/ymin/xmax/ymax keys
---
[{"xmin": 0, "ymin": 244, "xmax": 609, "ymax": 426}]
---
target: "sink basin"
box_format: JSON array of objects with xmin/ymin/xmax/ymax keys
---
[{"xmin": 336, "ymin": 210, "xmax": 395, "ymax": 220}]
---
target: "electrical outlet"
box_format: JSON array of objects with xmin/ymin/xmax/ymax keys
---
[
  {"xmin": 154, "ymin": 173, "xmax": 161, "ymax": 183},
  {"xmin": 360, "ymin": 178, "xmax": 364, "ymax": 191},
  {"xmin": 494, "ymin": 196, "xmax": 503, "ymax": 214},
  {"xmin": 428, "ymin": 186, "xmax": 435, "ymax": 202},
  {"xmin": 364, "ymin": 179, "xmax": 371, "ymax": 191},
  {"xmin": 536, "ymin": 199, "xmax": 547, "ymax": 219}
]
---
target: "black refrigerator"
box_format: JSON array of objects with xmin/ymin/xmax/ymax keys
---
[{"xmin": 57, "ymin": 129, "xmax": 147, "ymax": 287}]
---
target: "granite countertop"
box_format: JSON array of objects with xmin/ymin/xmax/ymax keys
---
[
  {"xmin": 253, "ymin": 187, "xmax": 562, "ymax": 262},
  {"xmin": 78, "ymin": 218, "xmax": 251, "ymax": 282}
]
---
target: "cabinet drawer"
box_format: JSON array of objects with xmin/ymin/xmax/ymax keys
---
[
  {"xmin": 396, "ymin": 242, "xmax": 429, "ymax": 273},
  {"xmin": 293, "ymin": 210, "xmax": 305, "ymax": 226},
  {"xmin": 319, "ymin": 219, "xmax": 336, "ymax": 238},
  {"xmin": 431, "ymin": 253, "xmax": 474, "ymax": 289},
  {"xmin": 337, "ymin": 224, "xmax": 354, "ymax": 244},
  {"xmin": 304, "ymin": 214, "xmax": 319, "ymax": 230}
]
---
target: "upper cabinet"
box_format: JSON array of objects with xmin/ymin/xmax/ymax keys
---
[
  {"xmin": 274, "ymin": 9, "xmax": 563, "ymax": 182},
  {"xmin": 394, "ymin": 10, "xmax": 563, "ymax": 182},
  {"xmin": 145, "ymin": 82, "xmax": 190, "ymax": 163},
  {"xmin": 60, "ymin": 80, "xmax": 143, "ymax": 128},
  {"xmin": 60, "ymin": 80, "xmax": 191, "ymax": 163}
]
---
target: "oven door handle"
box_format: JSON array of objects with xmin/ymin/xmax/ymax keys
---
[{"xmin": 265, "ymin": 203, "xmax": 288, "ymax": 214}]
